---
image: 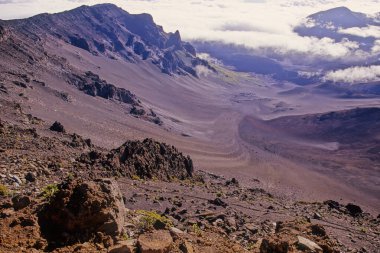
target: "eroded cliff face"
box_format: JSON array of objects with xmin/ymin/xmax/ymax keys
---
[{"xmin": 6, "ymin": 3, "xmax": 211, "ymax": 76}]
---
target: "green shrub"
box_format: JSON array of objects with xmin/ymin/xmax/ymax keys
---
[
  {"xmin": 137, "ymin": 210, "xmax": 172, "ymax": 231},
  {"xmin": 132, "ymin": 175, "xmax": 141, "ymax": 181},
  {"xmin": 0, "ymin": 184, "xmax": 9, "ymax": 196},
  {"xmin": 192, "ymin": 224, "xmax": 202, "ymax": 236},
  {"xmin": 41, "ymin": 184, "xmax": 59, "ymax": 200}
]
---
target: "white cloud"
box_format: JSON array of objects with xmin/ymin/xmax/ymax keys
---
[
  {"xmin": 0, "ymin": 0, "xmax": 379, "ymax": 65},
  {"xmin": 372, "ymin": 40, "xmax": 380, "ymax": 53},
  {"xmin": 323, "ymin": 65, "xmax": 380, "ymax": 83},
  {"xmin": 339, "ymin": 26, "xmax": 380, "ymax": 39}
]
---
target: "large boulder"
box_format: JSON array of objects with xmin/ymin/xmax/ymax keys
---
[
  {"xmin": 49, "ymin": 121, "xmax": 65, "ymax": 133},
  {"xmin": 137, "ymin": 230, "xmax": 173, "ymax": 253},
  {"xmin": 38, "ymin": 178, "xmax": 125, "ymax": 246},
  {"xmin": 346, "ymin": 203, "xmax": 363, "ymax": 217},
  {"xmin": 297, "ymin": 236, "xmax": 323, "ymax": 252}
]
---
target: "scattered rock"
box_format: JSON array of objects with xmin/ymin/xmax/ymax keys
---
[
  {"xmin": 20, "ymin": 217, "xmax": 36, "ymax": 227},
  {"xmin": 313, "ymin": 212, "xmax": 322, "ymax": 220},
  {"xmin": 109, "ymin": 239, "xmax": 136, "ymax": 253},
  {"xmin": 297, "ymin": 236, "xmax": 323, "ymax": 252},
  {"xmin": 260, "ymin": 238, "xmax": 289, "ymax": 253},
  {"xmin": 137, "ymin": 230, "xmax": 173, "ymax": 253},
  {"xmin": 208, "ymin": 198, "xmax": 228, "ymax": 208},
  {"xmin": 245, "ymin": 223, "xmax": 258, "ymax": 234},
  {"xmin": 226, "ymin": 217, "xmax": 237, "ymax": 230},
  {"xmin": 25, "ymin": 172, "xmax": 36, "ymax": 182},
  {"xmin": 13, "ymin": 81, "xmax": 27, "ymax": 88},
  {"xmin": 0, "ymin": 209, "xmax": 15, "ymax": 218},
  {"xmin": 9, "ymin": 174, "xmax": 22, "ymax": 185},
  {"xmin": 49, "ymin": 121, "xmax": 65, "ymax": 133},
  {"xmin": 179, "ymin": 241, "xmax": 194, "ymax": 253},
  {"xmin": 324, "ymin": 200, "xmax": 341, "ymax": 210},
  {"xmin": 346, "ymin": 203, "xmax": 363, "ymax": 217},
  {"xmin": 169, "ymin": 227, "xmax": 184, "ymax": 238},
  {"xmin": 311, "ymin": 224, "xmax": 326, "ymax": 237},
  {"xmin": 225, "ymin": 177, "xmax": 239, "ymax": 187},
  {"xmin": 12, "ymin": 195, "xmax": 31, "ymax": 211}
]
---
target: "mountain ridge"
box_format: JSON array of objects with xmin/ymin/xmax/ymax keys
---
[{"xmin": 3, "ymin": 3, "xmax": 209, "ymax": 77}]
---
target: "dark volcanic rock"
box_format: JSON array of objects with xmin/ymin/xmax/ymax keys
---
[
  {"xmin": 69, "ymin": 35, "xmax": 90, "ymax": 51},
  {"xmin": 209, "ymin": 198, "xmax": 228, "ymax": 208},
  {"xmin": 0, "ymin": 25, "xmax": 5, "ymax": 41},
  {"xmin": 68, "ymin": 71, "xmax": 139, "ymax": 105},
  {"xmin": 99, "ymin": 138, "xmax": 193, "ymax": 180},
  {"xmin": 12, "ymin": 195, "xmax": 31, "ymax": 211},
  {"xmin": 324, "ymin": 200, "xmax": 342, "ymax": 210},
  {"xmin": 260, "ymin": 238, "xmax": 289, "ymax": 253},
  {"xmin": 166, "ymin": 30, "xmax": 182, "ymax": 49},
  {"xmin": 49, "ymin": 121, "xmax": 65, "ymax": 133},
  {"xmin": 38, "ymin": 178, "xmax": 125, "ymax": 246},
  {"xmin": 346, "ymin": 203, "xmax": 363, "ymax": 217},
  {"xmin": 130, "ymin": 106, "xmax": 146, "ymax": 116}
]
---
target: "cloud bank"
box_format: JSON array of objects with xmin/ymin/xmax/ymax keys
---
[{"xmin": 324, "ymin": 65, "xmax": 380, "ymax": 83}]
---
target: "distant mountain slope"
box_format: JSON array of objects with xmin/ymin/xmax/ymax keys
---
[
  {"xmin": 268, "ymin": 107, "xmax": 380, "ymax": 144},
  {"xmin": 4, "ymin": 3, "xmax": 209, "ymax": 76},
  {"xmin": 295, "ymin": 7, "xmax": 380, "ymax": 51}
]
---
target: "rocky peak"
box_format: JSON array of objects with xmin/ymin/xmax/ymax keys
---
[
  {"xmin": 6, "ymin": 3, "xmax": 211, "ymax": 76},
  {"xmin": 306, "ymin": 6, "xmax": 371, "ymax": 28},
  {"xmin": 166, "ymin": 30, "xmax": 182, "ymax": 49}
]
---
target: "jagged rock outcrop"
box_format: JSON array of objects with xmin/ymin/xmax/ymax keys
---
[
  {"xmin": 0, "ymin": 25, "xmax": 5, "ymax": 41},
  {"xmin": 49, "ymin": 121, "xmax": 65, "ymax": 133},
  {"xmin": 83, "ymin": 138, "xmax": 193, "ymax": 180},
  {"xmin": 6, "ymin": 3, "xmax": 212, "ymax": 76},
  {"xmin": 68, "ymin": 71, "xmax": 139, "ymax": 105},
  {"xmin": 38, "ymin": 178, "xmax": 125, "ymax": 247}
]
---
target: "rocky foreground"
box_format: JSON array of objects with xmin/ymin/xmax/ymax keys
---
[{"xmin": 0, "ymin": 99, "xmax": 379, "ymax": 253}]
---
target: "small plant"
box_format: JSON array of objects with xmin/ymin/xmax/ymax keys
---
[
  {"xmin": 41, "ymin": 184, "xmax": 59, "ymax": 200},
  {"xmin": 0, "ymin": 184, "xmax": 9, "ymax": 196},
  {"xmin": 246, "ymin": 241, "xmax": 256, "ymax": 250},
  {"xmin": 121, "ymin": 232, "xmax": 130, "ymax": 240},
  {"xmin": 137, "ymin": 210, "xmax": 172, "ymax": 231},
  {"xmin": 216, "ymin": 191, "xmax": 223, "ymax": 198},
  {"xmin": 192, "ymin": 224, "xmax": 202, "ymax": 236},
  {"xmin": 132, "ymin": 175, "xmax": 141, "ymax": 181},
  {"xmin": 66, "ymin": 173, "xmax": 74, "ymax": 180}
]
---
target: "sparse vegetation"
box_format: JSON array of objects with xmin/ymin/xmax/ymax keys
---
[
  {"xmin": 132, "ymin": 175, "xmax": 141, "ymax": 181},
  {"xmin": 192, "ymin": 224, "xmax": 202, "ymax": 236},
  {"xmin": 0, "ymin": 184, "xmax": 9, "ymax": 196},
  {"xmin": 137, "ymin": 210, "xmax": 172, "ymax": 231},
  {"xmin": 246, "ymin": 242, "xmax": 255, "ymax": 250},
  {"xmin": 41, "ymin": 184, "xmax": 59, "ymax": 200}
]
